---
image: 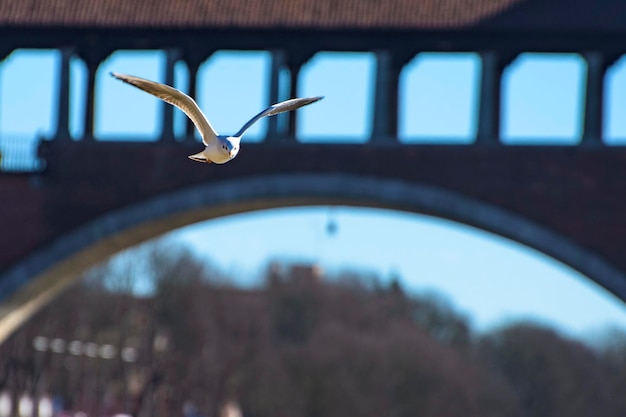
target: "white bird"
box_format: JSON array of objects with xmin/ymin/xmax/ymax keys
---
[{"xmin": 110, "ymin": 72, "xmax": 323, "ymax": 164}]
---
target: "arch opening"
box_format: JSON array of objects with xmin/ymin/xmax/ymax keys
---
[{"xmin": 1, "ymin": 173, "xmax": 625, "ymax": 343}]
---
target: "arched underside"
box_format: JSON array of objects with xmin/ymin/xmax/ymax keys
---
[{"xmin": 1, "ymin": 173, "xmax": 625, "ymax": 343}]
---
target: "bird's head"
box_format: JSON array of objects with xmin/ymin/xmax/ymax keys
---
[{"xmin": 225, "ymin": 137, "xmax": 240, "ymax": 159}]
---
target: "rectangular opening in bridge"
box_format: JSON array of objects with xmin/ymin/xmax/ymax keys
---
[
  {"xmin": 297, "ymin": 52, "xmax": 375, "ymax": 143},
  {"xmin": 603, "ymin": 55, "xmax": 626, "ymax": 145},
  {"xmin": 0, "ymin": 49, "xmax": 58, "ymax": 171},
  {"xmin": 501, "ymin": 53, "xmax": 584, "ymax": 145},
  {"xmin": 196, "ymin": 51, "xmax": 270, "ymax": 143},
  {"xmin": 398, "ymin": 53, "xmax": 479, "ymax": 144},
  {"xmin": 97, "ymin": 50, "xmax": 168, "ymax": 141}
]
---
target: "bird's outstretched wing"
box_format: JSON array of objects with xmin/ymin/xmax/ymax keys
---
[
  {"xmin": 234, "ymin": 96, "xmax": 324, "ymax": 138},
  {"xmin": 111, "ymin": 72, "xmax": 219, "ymax": 146}
]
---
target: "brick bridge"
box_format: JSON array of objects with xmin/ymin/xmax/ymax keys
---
[{"xmin": 2, "ymin": 0, "xmax": 626, "ymax": 342}]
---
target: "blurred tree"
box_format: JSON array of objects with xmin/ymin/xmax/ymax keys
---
[
  {"xmin": 4, "ymin": 242, "xmax": 623, "ymax": 417},
  {"xmin": 592, "ymin": 327, "xmax": 626, "ymax": 416},
  {"xmin": 408, "ymin": 292, "xmax": 471, "ymax": 348},
  {"xmin": 478, "ymin": 322, "xmax": 611, "ymax": 417}
]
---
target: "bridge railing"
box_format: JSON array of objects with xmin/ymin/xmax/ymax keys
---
[{"xmin": 0, "ymin": 135, "xmax": 45, "ymax": 173}]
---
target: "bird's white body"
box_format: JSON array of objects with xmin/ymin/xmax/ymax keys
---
[
  {"xmin": 110, "ymin": 72, "xmax": 323, "ymax": 165},
  {"xmin": 194, "ymin": 136, "xmax": 241, "ymax": 164}
]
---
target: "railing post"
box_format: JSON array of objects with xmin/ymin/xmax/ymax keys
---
[
  {"xmin": 266, "ymin": 49, "xmax": 287, "ymax": 141},
  {"xmin": 185, "ymin": 60, "xmax": 200, "ymax": 140},
  {"xmin": 161, "ymin": 49, "xmax": 180, "ymax": 141},
  {"xmin": 371, "ymin": 50, "xmax": 402, "ymax": 142},
  {"xmin": 83, "ymin": 59, "xmax": 98, "ymax": 141},
  {"xmin": 276, "ymin": 51, "xmax": 315, "ymax": 141},
  {"xmin": 581, "ymin": 51, "xmax": 610, "ymax": 145},
  {"xmin": 286, "ymin": 63, "xmax": 303, "ymax": 140},
  {"xmin": 55, "ymin": 47, "xmax": 73, "ymax": 141},
  {"xmin": 476, "ymin": 51, "xmax": 511, "ymax": 145},
  {"xmin": 77, "ymin": 47, "xmax": 112, "ymax": 141},
  {"xmin": 183, "ymin": 51, "xmax": 211, "ymax": 141}
]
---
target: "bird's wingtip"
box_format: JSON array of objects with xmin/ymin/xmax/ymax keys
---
[{"xmin": 306, "ymin": 96, "xmax": 324, "ymax": 103}]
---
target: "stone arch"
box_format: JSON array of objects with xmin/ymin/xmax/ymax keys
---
[{"xmin": 1, "ymin": 173, "xmax": 624, "ymax": 342}]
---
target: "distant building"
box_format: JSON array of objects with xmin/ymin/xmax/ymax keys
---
[{"xmin": 267, "ymin": 262, "xmax": 324, "ymax": 286}]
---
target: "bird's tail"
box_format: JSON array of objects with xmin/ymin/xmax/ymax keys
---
[{"xmin": 188, "ymin": 152, "xmax": 211, "ymax": 163}]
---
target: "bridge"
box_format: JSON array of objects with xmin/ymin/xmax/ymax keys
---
[{"xmin": 2, "ymin": 0, "xmax": 626, "ymax": 342}]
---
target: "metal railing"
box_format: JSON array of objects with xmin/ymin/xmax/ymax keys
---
[{"xmin": 0, "ymin": 135, "xmax": 45, "ymax": 173}]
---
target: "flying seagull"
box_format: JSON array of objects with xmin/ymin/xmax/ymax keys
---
[{"xmin": 110, "ymin": 72, "xmax": 323, "ymax": 164}]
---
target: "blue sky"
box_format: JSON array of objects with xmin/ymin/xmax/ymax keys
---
[{"xmin": 3, "ymin": 48, "xmax": 626, "ymax": 342}]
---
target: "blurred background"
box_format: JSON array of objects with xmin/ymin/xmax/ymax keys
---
[{"xmin": 3, "ymin": 1, "xmax": 626, "ymax": 417}]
